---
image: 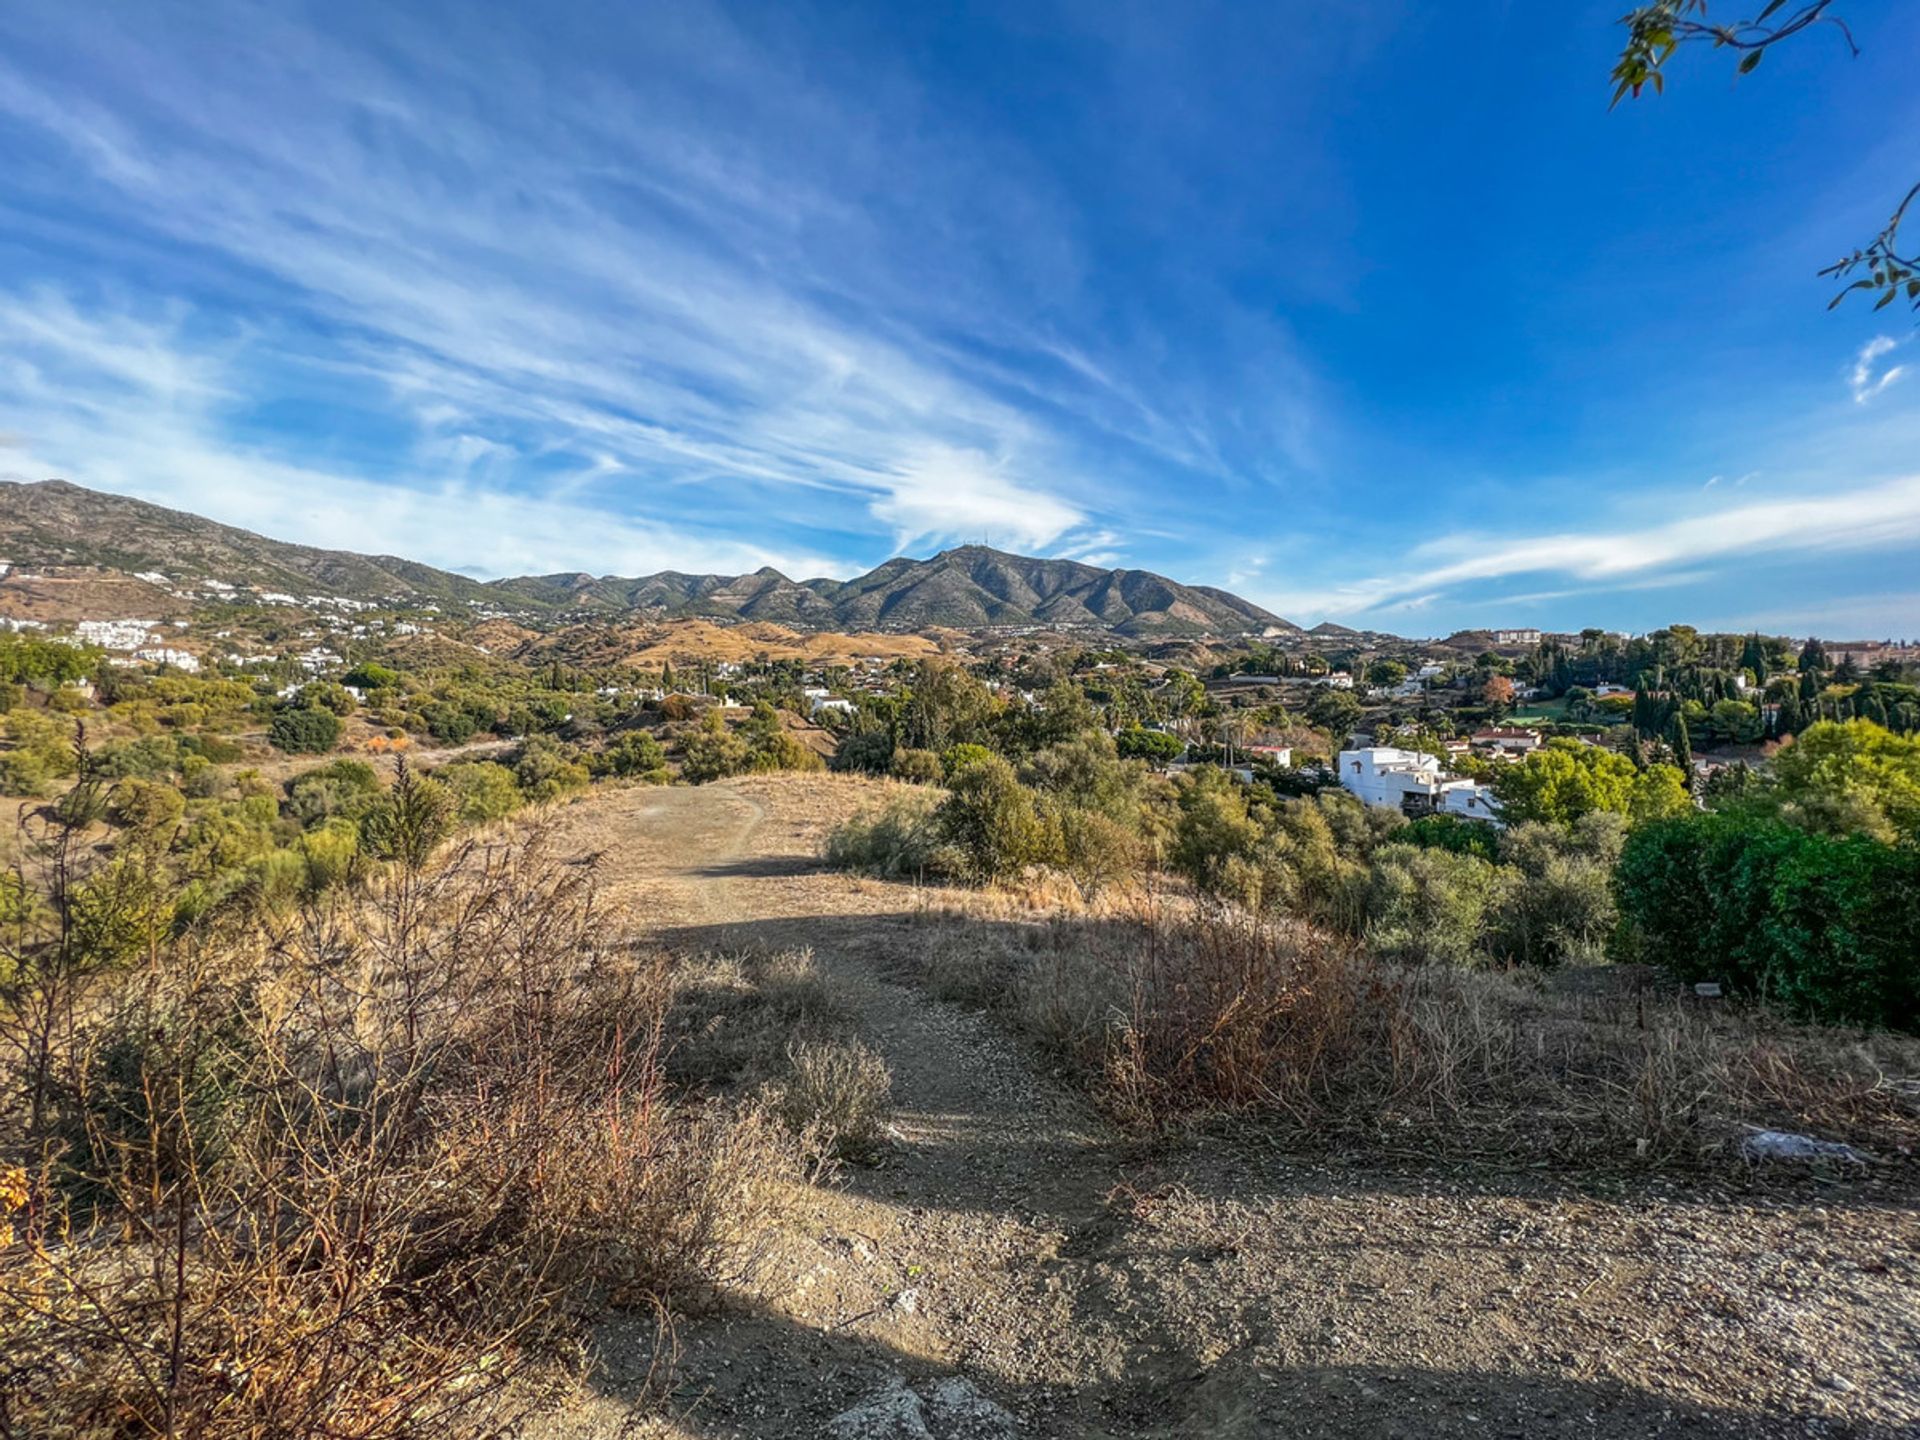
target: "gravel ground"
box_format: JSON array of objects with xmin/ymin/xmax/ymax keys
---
[{"xmin": 533, "ymin": 777, "xmax": 1920, "ymax": 1440}]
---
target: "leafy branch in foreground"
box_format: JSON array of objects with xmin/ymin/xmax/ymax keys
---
[{"xmin": 1611, "ymin": 2, "xmax": 1917, "ymax": 313}]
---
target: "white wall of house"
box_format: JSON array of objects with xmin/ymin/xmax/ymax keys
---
[
  {"xmin": 1339, "ymin": 747, "xmax": 1500, "ymax": 823},
  {"xmin": 1439, "ymin": 781, "xmax": 1500, "ymax": 821},
  {"xmin": 1337, "ymin": 747, "xmax": 1443, "ymax": 809}
]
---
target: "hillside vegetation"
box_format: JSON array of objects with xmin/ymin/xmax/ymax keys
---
[{"xmin": 1, "ymin": 482, "xmax": 1289, "ymax": 636}]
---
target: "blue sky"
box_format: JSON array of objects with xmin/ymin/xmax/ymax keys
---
[{"xmin": 2, "ymin": 1, "xmax": 1918, "ymax": 635}]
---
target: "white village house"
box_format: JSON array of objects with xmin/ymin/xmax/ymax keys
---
[
  {"xmin": 1470, "ymin": 726, "xmax": 1542, "ymax": 757},
  {"xmin": 1336, "ymin": 746, "xmax": 1500, "ymax": 823}
]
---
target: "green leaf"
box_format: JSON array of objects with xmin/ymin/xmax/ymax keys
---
[
  {"xmin": 1874, "ymin": 289, "xmax": 1896, "ymax": 310},
  {"xmin": 1738, "ymin": 50, "xmax": 1763, "ymax": 74}
]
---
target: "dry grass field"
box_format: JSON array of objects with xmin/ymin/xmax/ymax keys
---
[
  {"xmin": 0, "ymin": 569, "xmax": 189, "ymax": 624},
  {"xmin": 479, "ymin": 617, "xmax": 951, "ymax": 670},
  {"xmin": 527, "ymin": 775, "xmax": 1920, "ymax": 1440}
]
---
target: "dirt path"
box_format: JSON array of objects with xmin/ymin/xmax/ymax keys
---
[{"xmin": 540, "ymin": 778, "xmax": 1920, "ymax": 1440}]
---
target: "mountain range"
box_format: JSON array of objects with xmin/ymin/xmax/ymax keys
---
[{"xmin": 0, "ymin": 480, "xmax": 1296, "ymax": 637}]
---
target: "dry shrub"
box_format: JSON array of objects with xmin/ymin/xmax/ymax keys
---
[
  {"xmin": 654, "ymin": 945, "xmax": 896, "ymax": 1170},
  {"xmin": 1104, "ymin": 906, "xmax": 1381, "ymax": 1128},
  {"xmin": 770, "ymin": 1038, "xmax": 894, "ymax": 1164},
  {"xmin": 663, "ymin": 945, "xmax": 843, "ymax": 1088},
  {"xmin": 913, "ymin": 904, "xmax": 1920, "ymax": 1167},
  {"xmin": 0, "ymin": 809, "xmax": 799, "ymax": 1440}
]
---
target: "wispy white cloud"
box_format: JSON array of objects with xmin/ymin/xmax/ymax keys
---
[
  {"xmin": 867, "ymin": 445, "xmax": 1085, "ymax": 554},
  {"xmin": 0, "ymin": 291, "xmax": 853, "ymax": 579},
  {"xmin": 1850, "ymin": 335, "xmax": 1910, "ymax": 404},
  {"xmin": 1258, "ymin": 473, "xmax": 1920, "ymax": 622},
  {"xmin": 0, "ymin": 3, "xmax": 1311, "ymax": 564}
]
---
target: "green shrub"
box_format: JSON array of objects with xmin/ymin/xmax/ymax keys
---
[
  {"xmin": 940, "ymin": 742, "xmax": 995, "ymax": 780},
  {"xmin": 287, "ymin": 759, "xmax": 383, "ymax": 828},
  {"xmin": 1054, "ymin": 803, "xmax": 1143, "ymax": 903},
  {"xmin": 108, "ymin": 777, "xmax": 187, "ymax": 832},
  {"xmin": 825, "ymin": 793, "xmax": 946, "ymax": 879},
  {"xmin": 422, "ymin": 704, "xmax": 478, "ymax": 745},
  {"xmin": 513, "ymin": 735, "xmax": 590, "ymax": 802},
  {"xmin": 1170, "ymin": 767, "xmax": 1262, "ymax": 895},
  {"xmin": 439, "ymin": 759, "xmax": 524, "ymax": 822},
  {"xmin": 1115, "ymin": 726, "xmax": 1184, "ymax": 764},
  {"xmin": 341, "ymin": 662, "xmax": 401, "ymax": 690},
  {"xmin": 58, "ymin": 994, "xmax": 255, "ymax": 1204},
  {"xmin": 1616, "ymin": 813, "xmax": 1920, "ymax": 1028},
  {"xmin": 179, "ymin": 733, "xmax": 244, "ymax": 765},
  {"xmin": 604, "ymin": 730, "xmax": 669, "ymax": 781},
  {"xmin": 679, "ymin": 712, "xmax": 750, "ymax": 783},
  {"xmin": 268, "ymin": 706, "xmax": 341, "ymax": 754},
  {"xmin": 1401, "ymin": 813, "xmax": 1500, "ymax": 862},
  {"xmin": 0, "ymin": 750, "xmax": 54, "ymax": 798},
  {"xmin": 936, "ymin": 754, "xmax": 1049, "ymax": 882},
  {"xmin": 832, "ymin": 730, "xmax": 896, "ymax": 775},
  {"xmin": 889, "ymin": 747, "xmax": 943, "ymax": 784},
  {"xmin": 97, "ymin": 736, "xmax": 178, "ymax": 779},
  {"xmin": 1365, "ymin": 844, "xmax": 1516, "ymax": 967},
  {"xmin": 297, "ymin": 818, "xmax": 363, "ymax": 891}
]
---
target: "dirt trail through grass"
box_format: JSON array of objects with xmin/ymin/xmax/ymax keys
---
[{"xmin": 542, "ymin": 778, "xmax": 1920, "ymax": 1440}]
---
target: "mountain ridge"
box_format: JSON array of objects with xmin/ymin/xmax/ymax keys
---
[{"xmin": 0, "ymin": 479, "xmax": 1297, "ymax": 637}]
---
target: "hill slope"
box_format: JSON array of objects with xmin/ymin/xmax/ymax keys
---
[
  {"xmin": 0, "ymin": 480, "xmax": 499, "ymax": 605},
  {"xmin": 0, "ymin": 480, "xmax": 1294, "ymax": 635}
]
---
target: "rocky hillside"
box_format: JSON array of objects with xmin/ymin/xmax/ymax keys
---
[
  {"xmin": 0, "ymin": 480, "xmax": 498, "ymax": 606},
  {"xmin": 499, "ymin": 546, "xmax": 1293, "ymax": 635},
  {"xmin": 0, "ymin": 480, "xmax": 1294, "ymax": 636}
]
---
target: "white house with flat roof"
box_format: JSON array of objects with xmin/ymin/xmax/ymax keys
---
[{"xmin": 1337, "ymin": 746, "xmax": 1500, "ymax": 823}]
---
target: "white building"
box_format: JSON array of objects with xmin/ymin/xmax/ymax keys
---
[
  {"xmin": 1492, "ymin": 628, "xmax": 1541, "ymax": 646},
  {"xmin": 1337, "ymin": 747, "xmax": 1499, "ymax": 823},
  {"xmin": 133, "ymin": 646, "xmax": 200, "ymax": 673},
  {"xmin": 1470, "ymin": 727, "xmax": 1542, "ymax": 756},
  {"xmin": 1439, "ymin": 782, "xmax": 1500, "ymax": 821},
  {"xmin": 74, "ymin": 619, "xmax": 160, "ymax": 651}
]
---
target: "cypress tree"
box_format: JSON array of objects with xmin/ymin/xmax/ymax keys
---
[{"xmin": 1668, "ymin": 712, "xmax": 1693, "ymax": 773}]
